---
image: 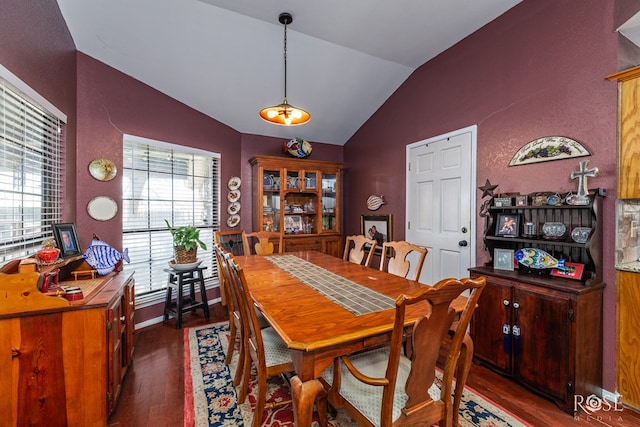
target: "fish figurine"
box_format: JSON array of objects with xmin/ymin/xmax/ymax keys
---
[
  {"xmin": 515, "ymin": 248, "xmax": 565, "ymax": 270},
  {"xmin": 83, "ymin": 238, "xmax": 130, "ymax": 275},
  {"xmin": 367, "ymin": 195, "xmax": 385, "ymax": 211}
]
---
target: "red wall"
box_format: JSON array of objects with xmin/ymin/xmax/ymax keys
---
[{"xmin": 344, "ymin": 0, "xmax": 635, "ymax": 392}]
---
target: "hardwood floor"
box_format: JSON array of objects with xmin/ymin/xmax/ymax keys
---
[{"xmin": 109, "ymin": 303, "xmax": 640, "ymax": 427}]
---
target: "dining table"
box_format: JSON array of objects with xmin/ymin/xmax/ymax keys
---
[{"xmin": 235, "ymin": 250, "xmax": 469, "ymax": 426}]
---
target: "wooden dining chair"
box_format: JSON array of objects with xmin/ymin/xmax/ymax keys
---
[
  {"xmin": 321, "ymin": 276, "xmax": 486, "ymax": 427},
  {"xmin": 226, "ymin": 254, "xmax": 296, "ymax": 427},
  {"xmin": 214, "ymin": 230, "xmax": 246, "ymax": 306},
  {"xmin": 379, "ymin": 240, "xmax": 428, "ymax": 281},
  {"xmin": 242, "ymin": 231, "xmax": 284, "ymax": 255},
  {"xmin": 213, "ymin": 244, "xmax": 269, "ymax": 386},
  {"xmin": 343, "ymin": 235, "xmax": 377, "ymax": 267}
]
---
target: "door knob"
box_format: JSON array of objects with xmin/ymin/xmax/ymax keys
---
[{"xmin": 458, "ymin": 240, "xmax": 468, "ymax": 247}]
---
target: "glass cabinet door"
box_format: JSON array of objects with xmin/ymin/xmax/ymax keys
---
[
  {"xmin": 322, "ymin": 173, "xmax": 337, "ymax": 231},
  {"xmin": 262, "ymin": 169, "xmax": 280, "ymax": 231}
]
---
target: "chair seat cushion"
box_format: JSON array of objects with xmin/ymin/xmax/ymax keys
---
[
  {"xmin": 322, "ymin": 347, "xmax": 440, "ymax": 426},
  {"xmin": 261, "ymin": 326, "xmax": 293, "ymax": 367}
]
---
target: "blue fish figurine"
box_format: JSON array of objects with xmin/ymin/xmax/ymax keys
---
[{"xmin": 83, "ymin": 238, "xmax": 130, "ymax": 275}]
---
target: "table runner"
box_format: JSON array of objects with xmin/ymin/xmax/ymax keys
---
[{"xmin": 265, "ymin": 254, "xmax": 395, "ymax": 315}]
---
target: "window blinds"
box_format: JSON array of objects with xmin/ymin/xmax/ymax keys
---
[
  {"xmin": 121, "ymin": 136, "xmax": 220, "ymax": 306},
  {"xmin": 0, "ymin": 78, "xmax": 63, "ymax": 263}
]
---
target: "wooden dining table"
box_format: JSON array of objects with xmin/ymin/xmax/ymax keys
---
[{"xmin": 235, "ymin": 250, "xmax": 468, "ymax": 426}]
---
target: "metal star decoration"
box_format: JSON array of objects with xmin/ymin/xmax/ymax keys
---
[{"xmin": 478, "ymin": 179, "xmax": 498, "ymax": 199}]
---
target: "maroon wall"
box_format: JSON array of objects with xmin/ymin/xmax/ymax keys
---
[
  {"xmin": 0, "ymin": 0, "xmax": 77, "ymax": 218},
  {"xmin": 344, "ymin": 0, "xmax": 634, "ymax": 392}
]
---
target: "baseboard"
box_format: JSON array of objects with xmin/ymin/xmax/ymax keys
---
[
  {"xmin": 602, "ymin": 389, "xmax": 620, "ymax": 404},
  {"xmin": 135, "ymin": 297, "xmax": 221, "ymax": 330}
]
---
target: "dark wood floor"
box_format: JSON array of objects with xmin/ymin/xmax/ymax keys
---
[{"xmin": 109, "ymin": 303, "xmax": 640, "ymax": 427}]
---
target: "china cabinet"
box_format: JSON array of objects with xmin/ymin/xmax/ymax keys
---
[
  {"xmin": 0, "ymin": 256, "xmax": 135, "ymax": 425},
  {"xmin": 608, "ymin": 65, "xmax": 640, "ymax": 411},
  {"xmin": 249, "ymin": 155, "xmax": 343, "ymax": 257},
  {"xmin": 470, "ymin": 189, "xmax": 604, "ymax": 414}
]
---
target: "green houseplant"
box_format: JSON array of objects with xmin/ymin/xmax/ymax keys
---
[{"xmin": 165, "ymin": 219, "xmax": 207, "ymax": 264}]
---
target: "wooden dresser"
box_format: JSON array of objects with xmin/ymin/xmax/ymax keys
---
[{"xmin": 0, "ymin": 256, "xmax": 135, "ymax": 426}]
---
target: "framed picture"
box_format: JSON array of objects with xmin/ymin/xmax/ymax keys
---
[
  {"xmin": 52, "ymin": 222, "xmax": 82, "ymax": 258},
  {"xmin": 494, "ymin": 248, "xmax": 515, "ymax": 271},
  {"xmin": 361, "ymin": 214, "xmax": 392, "ymax": 247},
  {"xmin": 515, "ymin": 195, "xmax": 528, "ymax": 206},
  {"xmin": 495, "ymin": 213, "xmax": 520, "ymax": 237},
  {"xmin": 284, "ymin": 215, "xmax": 304, "ymax": 234},
  {"xmin": 551, "ymin": 262, "xmax": 585, "ymax": 280}
]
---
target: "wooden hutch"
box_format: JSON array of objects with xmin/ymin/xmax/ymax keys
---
[
  {"xmin": 249, "ymin": 155, "xmax": 343, "ymax": 257},
  {"xmin": 469, "ymin": 189, "xmax": 605, "ymax": 414},
  {"xmin": 0, "ymin": 256, "xmax": 135, "ymax": 426}
]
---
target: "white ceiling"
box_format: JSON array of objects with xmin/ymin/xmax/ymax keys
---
[{"xmin": 56, "ymin": 0, "xmax": 521, "ymax": 145}]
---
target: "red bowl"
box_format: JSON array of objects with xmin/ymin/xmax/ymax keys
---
[{"xmin": 37, "ymin": 248, "xmax": 60, "ymax": 263}]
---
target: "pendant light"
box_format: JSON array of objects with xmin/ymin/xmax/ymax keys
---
[{"xmin": 259, "ymin": 12, "xmax": 310, "ymax": 126}]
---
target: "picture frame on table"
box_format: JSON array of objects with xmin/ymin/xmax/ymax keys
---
[
  {"xmin": 551, "ymin": 262, "xmax": 585, "ymax": 280},
  {"xmin": 52, "ymin": 222, "xmax": 82, "ymax": 258},
  {"xmin": 495, "ymin": 213, "xmax": 520, "ymax": 238},
  {"xmin": 361, "ymin": 214, "xmax": 392, "ymax": 247},
  {"xmin": 494, "ymin": 248, "xmax": 515, "ymax": 271}
]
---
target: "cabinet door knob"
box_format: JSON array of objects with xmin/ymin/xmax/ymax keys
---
[
  {"xmin": 512, "ymin": 302, "xmax": 520, "ymax": 309},
  {"xmin": 121, "ymin": 315, "xmax": 126, "ymax": 322},
  {"xmin": 503, "ymin": 299, "xmax": 510, "ymax": 306}
]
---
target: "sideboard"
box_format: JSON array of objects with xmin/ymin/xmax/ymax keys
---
[{"xmin": 0, "ymin": 256, "xmax": 135, "ymax": 426}]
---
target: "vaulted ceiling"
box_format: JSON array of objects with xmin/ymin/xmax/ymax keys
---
[{"xmin": 56, "ymin": 0, "xmax": 522, "ymax": 145}]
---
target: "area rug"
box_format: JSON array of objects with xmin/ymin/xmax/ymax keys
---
[{"xmin": 184, "ymin": 322, "xmax": 532, "ymax": 427}]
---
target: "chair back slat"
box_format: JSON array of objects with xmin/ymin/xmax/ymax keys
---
[
  {"xmin": 243, "ymin": 231, "xmax": 284, "ymax": 255},
  {"xmin": 343, "ymin": 235, "xmax": 376, "ymax": 267},
  {"xmin": 380, "ymin": 240, "xmax": 428, "ymax": 281}
]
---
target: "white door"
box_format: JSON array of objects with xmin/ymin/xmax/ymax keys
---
[{"xmin": 406, "ymin": 126, "xmax": 476, "ymax": 285}]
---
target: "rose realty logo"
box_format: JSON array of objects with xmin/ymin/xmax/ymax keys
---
[{"xmin": 574, "ymin": 394, "xmax": 625, "ymax": 422}]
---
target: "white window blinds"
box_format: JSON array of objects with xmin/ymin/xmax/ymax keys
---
[
  {"xmin": 122, "ymin": 135, "xmax": 220, "ymax": 306},
  {"xmin": 0, "ymin": 76, "xmax": 64, "ymax": 263}
]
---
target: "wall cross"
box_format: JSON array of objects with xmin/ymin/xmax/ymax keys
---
[{"xmin": 571, "ymin": 160, "xmax": 598, "ymax": 197}]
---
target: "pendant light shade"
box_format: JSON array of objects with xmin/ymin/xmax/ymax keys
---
[{"xmin": 259, "ymin": 12, "xmax": 310, "ymax": 126}]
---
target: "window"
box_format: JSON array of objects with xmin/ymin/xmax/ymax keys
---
[
  {"xmin": 122, "ymin": 135, "xmax": 220, "ymax": 306},
  {"xmin": 0, "ymin": 66, "xmax": 65, "ymax": 263}
]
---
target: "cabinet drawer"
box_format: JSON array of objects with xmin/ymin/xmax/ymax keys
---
[{"xmin": 285, "ymin": 237, "xmax": 322, "ymax": 252}]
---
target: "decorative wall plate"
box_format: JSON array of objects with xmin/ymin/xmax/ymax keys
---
[
  {"xmin": 227, "ymin": 214, "xmax": 240, "ymax": 228},
  {"xmin": 89, "ymin": 158, "xmax": 117, "ymax": 181},
  {"xmin": 227, "ymin": 189, "xmax": 240, "ymax": 202},
  {"xmin": 87, "ymin": 196, "xmax": 118, "ymax": 221},
  {"xmin": 571, "ymin": 227, "xmax": 592, "ymax": 243},
  {"xmin": 227, "ymin": 202, "xmax": 240, "ymax": 215},
  {"xmin": 227, "ymin": 176, "xmax": 241, "ymax": 190}
]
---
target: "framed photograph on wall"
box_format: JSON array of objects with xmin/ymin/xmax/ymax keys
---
[
  {"xmin": 551, "ymin": 262, "xmax": 585, "ymax": 280},
  {"xmin": 52, "ymin": 222, "xmax": 82, "ymax": 258},
  {"xmin": 361, "ymin": 214, "xmax": 392, "ymax": 247},
  {"xmin": 495, "ymin": 213, "xmax": 520, "ymax": 238},
  {"xmin": 494, "ymin": 248, "xmax": 515, "ymax": 271}
]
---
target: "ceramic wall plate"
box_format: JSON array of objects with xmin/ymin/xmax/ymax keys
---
[
  {"xmin": 227, "ymin": 189, "xmax": 240, "ymax": 202},
  {"xmin": 89, "ymin": 158, "xmax": 117, "ymax": 181},
  {"xmin": 87, "ymin": 196, "xmax": 118, "ymax": 221},
  {"xmin": 227, "ymin": 214, "xmax": 240, "ymax": 228},
  {"xmin": 227, "ymin": 201, "xmax": 240, "ymax": 215},
  {"xmin": 227, "ymin": 176, "xmax": 241, "ymax": 190}
]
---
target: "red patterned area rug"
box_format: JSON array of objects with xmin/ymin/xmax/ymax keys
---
[{"xmin": 184, "ymin": 322, "xmax": 532, "ymax": 427}]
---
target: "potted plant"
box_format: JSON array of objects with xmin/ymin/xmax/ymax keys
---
[{"xmin": 164, "ymin": 219, "xmax": 207, "ymax": 264}]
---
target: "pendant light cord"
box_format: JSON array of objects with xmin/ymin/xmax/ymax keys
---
[{"xmin": 283, "ymin": 19, "xmax": 288, "ymax": 100}]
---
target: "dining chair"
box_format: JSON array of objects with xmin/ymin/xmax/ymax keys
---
[
  {"xmin": 321, "ymin": 276, "xmax": 486, "ymax": 427},
  {"xmin": 343, "ymin": 235, "xmax": 377, "ymax": 267},
  {"xmin": 213, "ymin": 244, "xmax": 270, "ymax": 387},
  {"xmin": 226, "ymin": 254, "xmax": 297, "ymax": 427},
  {"xmin": 214, "ymin": 230, "xmax": 246, "ymax": 306},
  {"xmin": 242, "ymin": 231, "xmax": 284, "ymax": 255},
  {"xmin": 379, "ymin": 240, "xmax": 428, "ymax": 281}
]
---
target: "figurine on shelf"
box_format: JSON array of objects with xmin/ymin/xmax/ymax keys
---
[{"xmin": 37, "ymin": 238, "xmax": 61, "ymax": 264}]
